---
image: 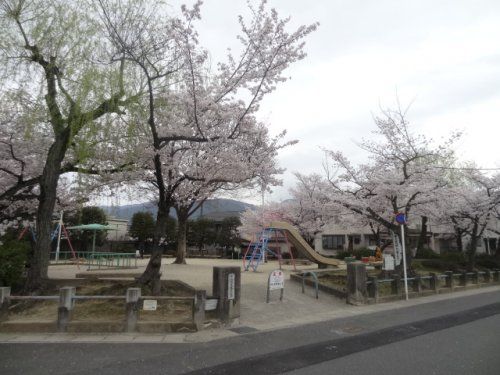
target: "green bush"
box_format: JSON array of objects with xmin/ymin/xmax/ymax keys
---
[
  {"xmin": 414, "ymin": 247, "xmax": 440, "ymax": 259},
  {"xmin": 0, "ymin": 233, "xmax": 30, "ymax": 287},
  {"xmin": 420, "ymin": 259, "xmax": 465, "ymax": 272},
  {"xmin": 441, "ymin": 252, "xmax": 466, "ymax": 264},
  {"xmin": 334, "ymin": 251, "xmax": 353, "ymax": 260},
  {"xmin": 474, "ymin": 254, "xmax": 500, "ymax": 269},
  {"xmin": 352, "ymin": 248, "xmax": 374, "ymax": 260}
]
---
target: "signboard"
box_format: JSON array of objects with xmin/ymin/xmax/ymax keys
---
[
  {"xmin": 383, "ymin": 254, "xmax": 395, "ymax": 271},
  {"xmin": 395, "ymin": 212, "xmax": 407, "ymax": 225},
  {"xmin": 205, "ymin": 299, "xmax": 218, "ymax": 311},
  {"xmin": 269, "ymin": 270, "xmax": 285, "ymax": 291},
  {"xmin": 266, "ymin": 269, "xmax": 285, "ymax": 303},
  {"xmin": 391, "ymin": 231, "xmax": 403, "ymax": 266},
  {"xmin": 228, "ymin": 273, "xmax": 235, "ymax": 300},
  {"xmin": 143, "ymin": 299, "xmax": 157, "ymax": 311}
]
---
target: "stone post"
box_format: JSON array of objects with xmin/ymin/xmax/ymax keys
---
[
  {"xmin": 460, "ymin": 271, "xmax": 468, "ymax": 287},
  {"xmin": 346, "ymin": 263, "xmax": 367, "ymax": 305},
  {"xmin": 125, "ymin": 288, "xmax": 141, "ymax": 332},
  {"xmin": 212, "ymin": 267, "xmax": 241, "ymax": 322},
  {"xmin": 192, "ymin": 290, "xmax": 206, "ymax": 330},
  {"xmin": 0, "ymin": 287, "xmax": 11, "ymax": 321},
  {"xmin": 57, "ymin": 286, "xmax": 75, "ymax": 332},
  {"xmin": 429, "ymin": 273, "xmax": 439, "ymax": 293},
  {"xmin": 391, "ymin": 275, "xmax": 401, "ymax": 296},
  {"xmin": 367, "ymin": 276, "xmax": 379, "ymax": 303},
  {"xmin": 472, "ymin": 271, "xmax": 479, "ymax": 285},
  {"xmin": 445, "ymin": 271, "xmax": 454, "ymax": 290},
  {"xmin": 493, "ymin": 270, "xmax": 500, "ymax": 283},
  {"xmin": 412, "ymin": 276, "xmax": 422, "ymax": 293},
  {"xmin": 484, "ymin": 270, "xmax": 491, "ymax": 283}
]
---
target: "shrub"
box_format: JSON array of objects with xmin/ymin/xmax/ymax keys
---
[
  {"xmin": 414, "ymin": 247, "xmax": 440, "ymax": 259},
  {"xmin": 475, "ymin": 254, "xmax": 500, "ymax": 269},
  {"xmin": 420, "ymin": 259, "xmax": 465, "ymax": 272},
  {"xmin": 334, "ymin": 251, "xmax": 352, "ymax": 260},
  {"xmin": 0, "ymin": 232, "xmax": 30, "ymax": 287},
  {"xmin": 352, "ymin": 248, "xmax": 374, "ymax": 260},
  {"xmin": 441, "ymin": 252, "xmax": 466, "ymax": 264}
]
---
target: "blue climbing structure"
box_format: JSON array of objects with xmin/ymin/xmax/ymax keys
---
[
  {"xmin": 244, "ymin": 229, "xmax": 272, "ymax": 271},
  {"xmin": 243, "ymin": 227, "xmax": 296, "ymax": 272}
]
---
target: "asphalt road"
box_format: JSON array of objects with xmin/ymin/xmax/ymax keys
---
[
  {"xmin": 1, "ymin": 290, "xmax": 499, "ymax": 375},
  {"xmin": 287, "ymin": 314, "xmax": 500, "ymax": 375}
]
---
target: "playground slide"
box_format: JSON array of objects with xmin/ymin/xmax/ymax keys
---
[{"xmin": 268, "ymin": 221, "xmax": 342, "ymax": 267}]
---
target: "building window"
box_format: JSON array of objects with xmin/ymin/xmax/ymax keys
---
[{"xmin": 322, "ymin": 235, "xmax": 345, "ymax": 250}]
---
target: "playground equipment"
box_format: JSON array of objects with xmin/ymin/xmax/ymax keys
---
[
  {"xmin": 18, "ymin": 211, "xmax": 78, "ymax": 264},
  {"xmin": 243, "ymin": 227, "xmax": 296, "ymax": 272},
  {"xmin": 268, "ymin": 221, "xmax": 342, "ymax": 268},
  {"xmin": 66, "ymin": 223, "xmax": 116, "ymax": 254}
]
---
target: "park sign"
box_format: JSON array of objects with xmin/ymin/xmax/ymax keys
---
[
  {"xmin": 143, "ymin": 299, "xmax": 157, "ymax": 311},
  {"xmin": 269, "ymin": 270, "xmax": 285, "ymax": 290},
  {"xmin": 266, "ymin": 269, "xmax": 285, "ymax": 303}
]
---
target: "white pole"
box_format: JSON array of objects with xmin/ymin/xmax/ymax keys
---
[
  {"xmin": 55, "ymin": 211, "xmax": 63, "ymax": 262},
  {"xmin": 261, "ymin": 184, "xmax": 266, "ymax": 263},
  {"xmin": 400, "ymin": 224, "xmax": 409, "ymax": 301}
]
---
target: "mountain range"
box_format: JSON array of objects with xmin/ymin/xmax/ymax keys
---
[{"xmin": 100, "ymin": 198, "xmax": 256, "ymax": 222}]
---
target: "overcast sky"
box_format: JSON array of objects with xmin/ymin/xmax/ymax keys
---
[{"xmin": 166, "ymin": 0, "xmax": 500, "ymax": 205}]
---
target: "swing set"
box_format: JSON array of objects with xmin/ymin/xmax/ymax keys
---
[{"xmin": 18, "ymin": 212, "xmax": 80, "ymax": 267}]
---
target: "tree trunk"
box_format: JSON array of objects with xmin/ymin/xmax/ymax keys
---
[
  {"xmin": 466, "ymin": 221, "xmax": 479, "ymax": 271},
  {"xmin": 456, "ymin": 230, "xmax": 464, "ymax": 252},
  {"xmin": 173, "ymin": 208, "xmax": 188, "ymax": 264},
  {"xmin": 416, "ymin": 216, "xmax": 428, "ymax": 256},
  {"xmin": 138, "ymin": 199, "xmax": 169, "ymax": 295},
  {"xmin": 25, "ymin": 132, "xmax": 69, "ymax": 292}
]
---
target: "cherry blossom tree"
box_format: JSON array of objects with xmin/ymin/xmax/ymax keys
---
[
  {"xmin": 97, "ymin": 0, "xmax": 317, "ymax": 291},
  {"xmin": 444, "ymin": 170, "xmax": 500, "ymax": 268},
  {"xmin": 291, "ymin": 107, "xmax": 460, "ymax": 273}
]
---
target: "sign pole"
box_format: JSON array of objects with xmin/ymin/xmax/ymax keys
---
[{"xmin": 400, "ymin": 223, "xmax": 409, "ymax": 301}]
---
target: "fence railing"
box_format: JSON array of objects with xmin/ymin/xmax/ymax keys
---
[
  {"xmin": 86, "ymin": 252, "xmax": 138, "ymax": 270},
  {"xmin": 0, "ymin": 286, "xmax": 205, "ymax": 332},
  {"xmin": 49, "ymin": 251, "xmax": 138, "ymax": 270},
  {"xmin": 366, "ymin": 269, "xmax": 500, "ymax": 302}
]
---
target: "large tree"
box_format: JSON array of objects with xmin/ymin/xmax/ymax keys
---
[
  {"xmin": 0, "ymin": 0, "xmax": 140, "ymax": 290},
  {"xmin": 293, "ymin": 107, "xmax": 459, "ymax": 273},
  {"xmin": 97, "ymin": 0, "xmax": 317, "ymax": 291}
]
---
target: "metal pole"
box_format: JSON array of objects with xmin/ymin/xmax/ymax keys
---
[
  {"xmin": 261, "ymin": 183, "xmax": 266, "ymax": 263},
  {"xmin": 92, "ymin": 230, "xmax": 96, "ymax": 255},
  {"xmin": 400, "ymin": 224, "xmax": 409, "ymax": 301},
  {"xmin": 55, "ymin": 211, "xmax": 63, "ymax": 262}
]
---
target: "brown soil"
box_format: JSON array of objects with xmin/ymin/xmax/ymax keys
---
[{"xmin": 7, "ymin": 279, "xmax": 194, "ymax": 323}]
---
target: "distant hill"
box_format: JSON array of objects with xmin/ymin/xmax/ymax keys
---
[{"xmin": 101, "ymin": 198, "xmax": 256, "ymax": 222}]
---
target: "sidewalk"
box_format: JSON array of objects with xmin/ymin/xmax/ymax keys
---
[{"xmin": 2, "ymin": 259, "xmax": 499, "ymax": 344}]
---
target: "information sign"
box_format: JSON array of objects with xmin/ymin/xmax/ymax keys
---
[
  {"xmin": 266, "ymin": 269, "xmax": 285, "ymax": 303},
  {"xmin": 383, "ymin": 254, "xmax": 395, "ymax": 271},
  {"xmin": 228, "ymin": 273, "xmax": 235, "ymax": 300},
  {"xmin": 143, "ymin": 299, "xmax": 157, "ymax": 311},
  {"xmin": 391, "ymin": 230, "xmax": 403, "ymax": 266},
  {"xmin": 269, "ymin": 270, "xmax": 285, "ymax": 290}
]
